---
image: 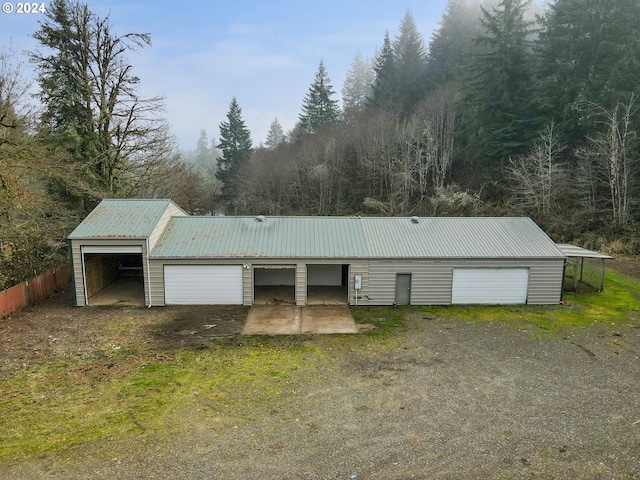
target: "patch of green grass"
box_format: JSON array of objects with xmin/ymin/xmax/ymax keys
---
[
  {"xmin": 351, "ymin": 306, "xmax": 408, "ymax": 338},
  {"xmin": 420, "ymin": 267, "xmax": 639, "ymax": 334},
  {"xmin": 0, "ymin": 343, "xmax": 326, "ymax": 462}
]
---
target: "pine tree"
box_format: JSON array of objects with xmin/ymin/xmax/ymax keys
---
[
  {"xmin": 195, "ymin": 129, "xmax": 211, "ymax": 167},
  {"xmin": 427, "ymin": 0, "xmax": 484, "ymax": 86},
  {"xmin": 341, "ymin": 51, "xmax": 374, "ymax": 120},
  {"xmin": 216, "ymin": 97, "xmax": 252, "ymax": 199},
  {"xmin": 265, "ymin": 118, "xmax": 285, "ymax": 149},
  {"xmin": 298, "ymin": 60, "xmax": 341, "ymax": 136},
  {"xmin": 368, "ymin": 32, "xmax": 398, "ymax": 113},
  {"xmin": 462, "ymin": 0, "xmax": 536, "ymax": 167},
  {"xmin": 368, "ymin": 12, "xmax": 428, "ymax": 118},
  {"xmin": 393, "ymin": 11, "xmax": 428, "ymax": 117}
]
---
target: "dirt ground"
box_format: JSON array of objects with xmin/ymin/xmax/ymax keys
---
[{"xmin": 1, "ymin": 280, "xmax": 640, "ymax": 479}]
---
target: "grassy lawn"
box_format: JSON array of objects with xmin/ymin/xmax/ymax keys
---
[
  {"xmin": 0, "ymin": 342, "xmax": 328, "ymax": 461},
  {"xmin": 1, "ymin": 264, "xmax": 638, "ymax": 463}
]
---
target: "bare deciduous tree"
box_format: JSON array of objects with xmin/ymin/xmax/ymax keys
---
[
  {"xmin": 507, "ymin": 121, "xmax": 565, "ymax": 220},
  {"xmin": 589, "ymin": 96, "xmax": 638, "ymax": 227},
  {"xmin": 30, "ymin": 0, "xmax": 173, "ymax": 200}
]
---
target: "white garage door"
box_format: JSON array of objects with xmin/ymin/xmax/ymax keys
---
[
  {"xmin": 452, "ymin": 268, "xmax": 529, "ymax": 304},
  {"xmin": 164, "ymin": 265, "xmax": 243, "ymax": 305}
]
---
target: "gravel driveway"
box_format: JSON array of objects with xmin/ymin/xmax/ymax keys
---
[{"xmin": 3, "ymin": 305, "xmax": 639, "ymax": 479}]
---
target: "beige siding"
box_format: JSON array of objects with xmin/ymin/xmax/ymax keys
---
[
  {"xmin": 70, "ymin": 239, "xmax": 148, "ymax": 307},
  {"xmin": 148, "ymin": 202, "xmax": 188, "ymax": 251},
  {"xmin": 242, "ymin": 266, "xmax": 252, "ymax": 306},
  {"xmin": 295, "ymin": 263, "xmax": 306, "ymax": 306},
  {"xmin": 148, "ymin": 257, "xmax": 563, "ymax": 307},
  {"xmin": 368, "ymin": 258, "xmax": 564, "ymax": 305},
  {"xmin": 527, "ymin": 260, "xmax": 565, "ymax": 304},
  {"xmin": 149, "ymin": 258, "xmax": 372, "ymax": 307},
  {"xmin": 368, "ymin": 261, "xmax": 452, "ymax": 305},
  {"xmin": 348, "ymin": 261, "xmax": 370, "ymax": 305}
]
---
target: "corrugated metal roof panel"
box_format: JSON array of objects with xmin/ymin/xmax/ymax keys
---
[
  {"xmin": 150, "ymin": 215, "xmax": 564, "ymax": 259},
  {"xmin": 68, "ymin": 199, "xmax": 172, "ymax": 239},
  {"xmin": 359, "ymin": 217, "xmax": 563, "ymax": 258},
  {"xmin": 556, "ymin": 244, "xmax": 612, "ymax": 259},
  {"xmin": 151, "ymin": 216, "xmax": 367, "ymax": 258}
]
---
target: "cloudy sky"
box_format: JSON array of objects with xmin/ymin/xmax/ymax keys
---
[{"xmin": 1, "ymin": 0, "xmax": 449, "ymax": 150}]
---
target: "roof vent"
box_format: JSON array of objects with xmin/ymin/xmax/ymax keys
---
[
  {"xmin": 411, "ymin": 216, "xmax": 419, "ymax": 224},
  {"xmin": 256, "ymin": 215, "xmax": 265, "ymax": 222}
]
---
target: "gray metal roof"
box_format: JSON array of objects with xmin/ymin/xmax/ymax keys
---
[
  {"xmin": 359, "ymin": 217, "xmax": 563, "ymax": 258},
  {"xmin": 556, "ymin": 244, "xmax": 612, "ymax": 259},
  {"xmin": 151, "ymin": 216, "xmax": 365, "ymax": 258},
  {"xmin": 150, "ymin": 215, "xmax": 565, "ymax": 259},
  {"xmin": 68, "ymin": 199, "xmax": 173, "ymax": 239}
]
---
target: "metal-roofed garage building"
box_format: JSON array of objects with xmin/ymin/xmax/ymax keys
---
[{"xmin": 69, "ymin": 199, "xmax": 567, "ymax": 307}]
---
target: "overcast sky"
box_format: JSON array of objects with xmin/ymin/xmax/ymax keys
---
[{"xmin": 1, "ymin": 0, "xmax": 449, "ymax": 150}]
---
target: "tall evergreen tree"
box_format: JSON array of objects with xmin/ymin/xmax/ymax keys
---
[
  {"xmin": 393, "ymin": 11, "xmax": 428, "ymax": 117},
  {"xmin": 216, "ymin": 97, "xmax": 252, "ymax": 200},
  {"xmin": 341, "ymin": 51, "xmax": 374, "ymax": 120},
  {"xmin": 195, "ymin": 129, "xmax": 211, "ymax": 168},
  {"xmin": 427, "ymin": 0, "xmax": 484, "ymax": 87},
  {"xmin": 462, "ymin": 0, "xmax": 536, "ymax": 167},
  {"xmin": 265, "ymin": 118, "xmax": 285, "ymax": 149},
  {"xmin": 298, "ymin": 60, "xmax": 341, "ymax": 135},
  {"xmin": 368, "ymin": 32, "xmax": 398, "ymax": 113}
]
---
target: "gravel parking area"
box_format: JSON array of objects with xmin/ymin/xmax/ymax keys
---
[{"xmin": 2, "ymin": 295, "xmax": 639, "ymax": 479}]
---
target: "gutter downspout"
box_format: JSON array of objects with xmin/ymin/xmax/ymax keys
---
[{"xmin": 146, "ymin": 237, "xmax": 152, "ymax": 308}]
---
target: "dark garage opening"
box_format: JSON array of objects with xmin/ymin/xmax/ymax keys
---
[
  {"xmin": 83, "ymin": 253, "xmax": 145, "ymax": 305},
  {"xmin": 307, "ymin": 264, "xmax": 348, "ymax": 305},
  {"xmin": 253, "ymin": 266, "xmax": 296, "ymax": 305}
]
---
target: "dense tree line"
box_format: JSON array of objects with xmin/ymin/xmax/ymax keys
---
[{"xmin": 221, "ymin": 0, "xmax": 640, "ymax": 255}]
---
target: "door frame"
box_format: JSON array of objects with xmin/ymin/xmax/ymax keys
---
[{"xmin": 395, "ymin": 273, "xmax": 412, "ymax": 305}]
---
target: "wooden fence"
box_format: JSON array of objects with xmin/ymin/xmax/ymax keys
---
[{"xmin": 0, "ymin": 264, "xmax": 71, "ymax": 318}]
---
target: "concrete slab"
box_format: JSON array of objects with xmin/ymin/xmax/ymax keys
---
[
  {"xmin": 89, "ymin": 278, "xmax": 145, "ymax": 306},
  {"xmin": 306, "ymin": 286, "xmax": 348, "ymax": 305},
  {"xmin": 301, "ymin": 305, "xmax": 358, "ymax": 334},
  {"xmin": 253, "ymin": 286, "xmax": 296, "ymax": 305},
  {"xmin": 242, "ymin": 305, "xmax": 357, "ymax": 335},
  {"xmin": 242, "ymin": 305, "xmax": 301, "ymax": 335}
]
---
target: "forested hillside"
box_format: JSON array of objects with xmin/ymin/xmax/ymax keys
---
[{"xmin": 1, "ymin": 0, "xmax": 639, "ymax": 289}]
